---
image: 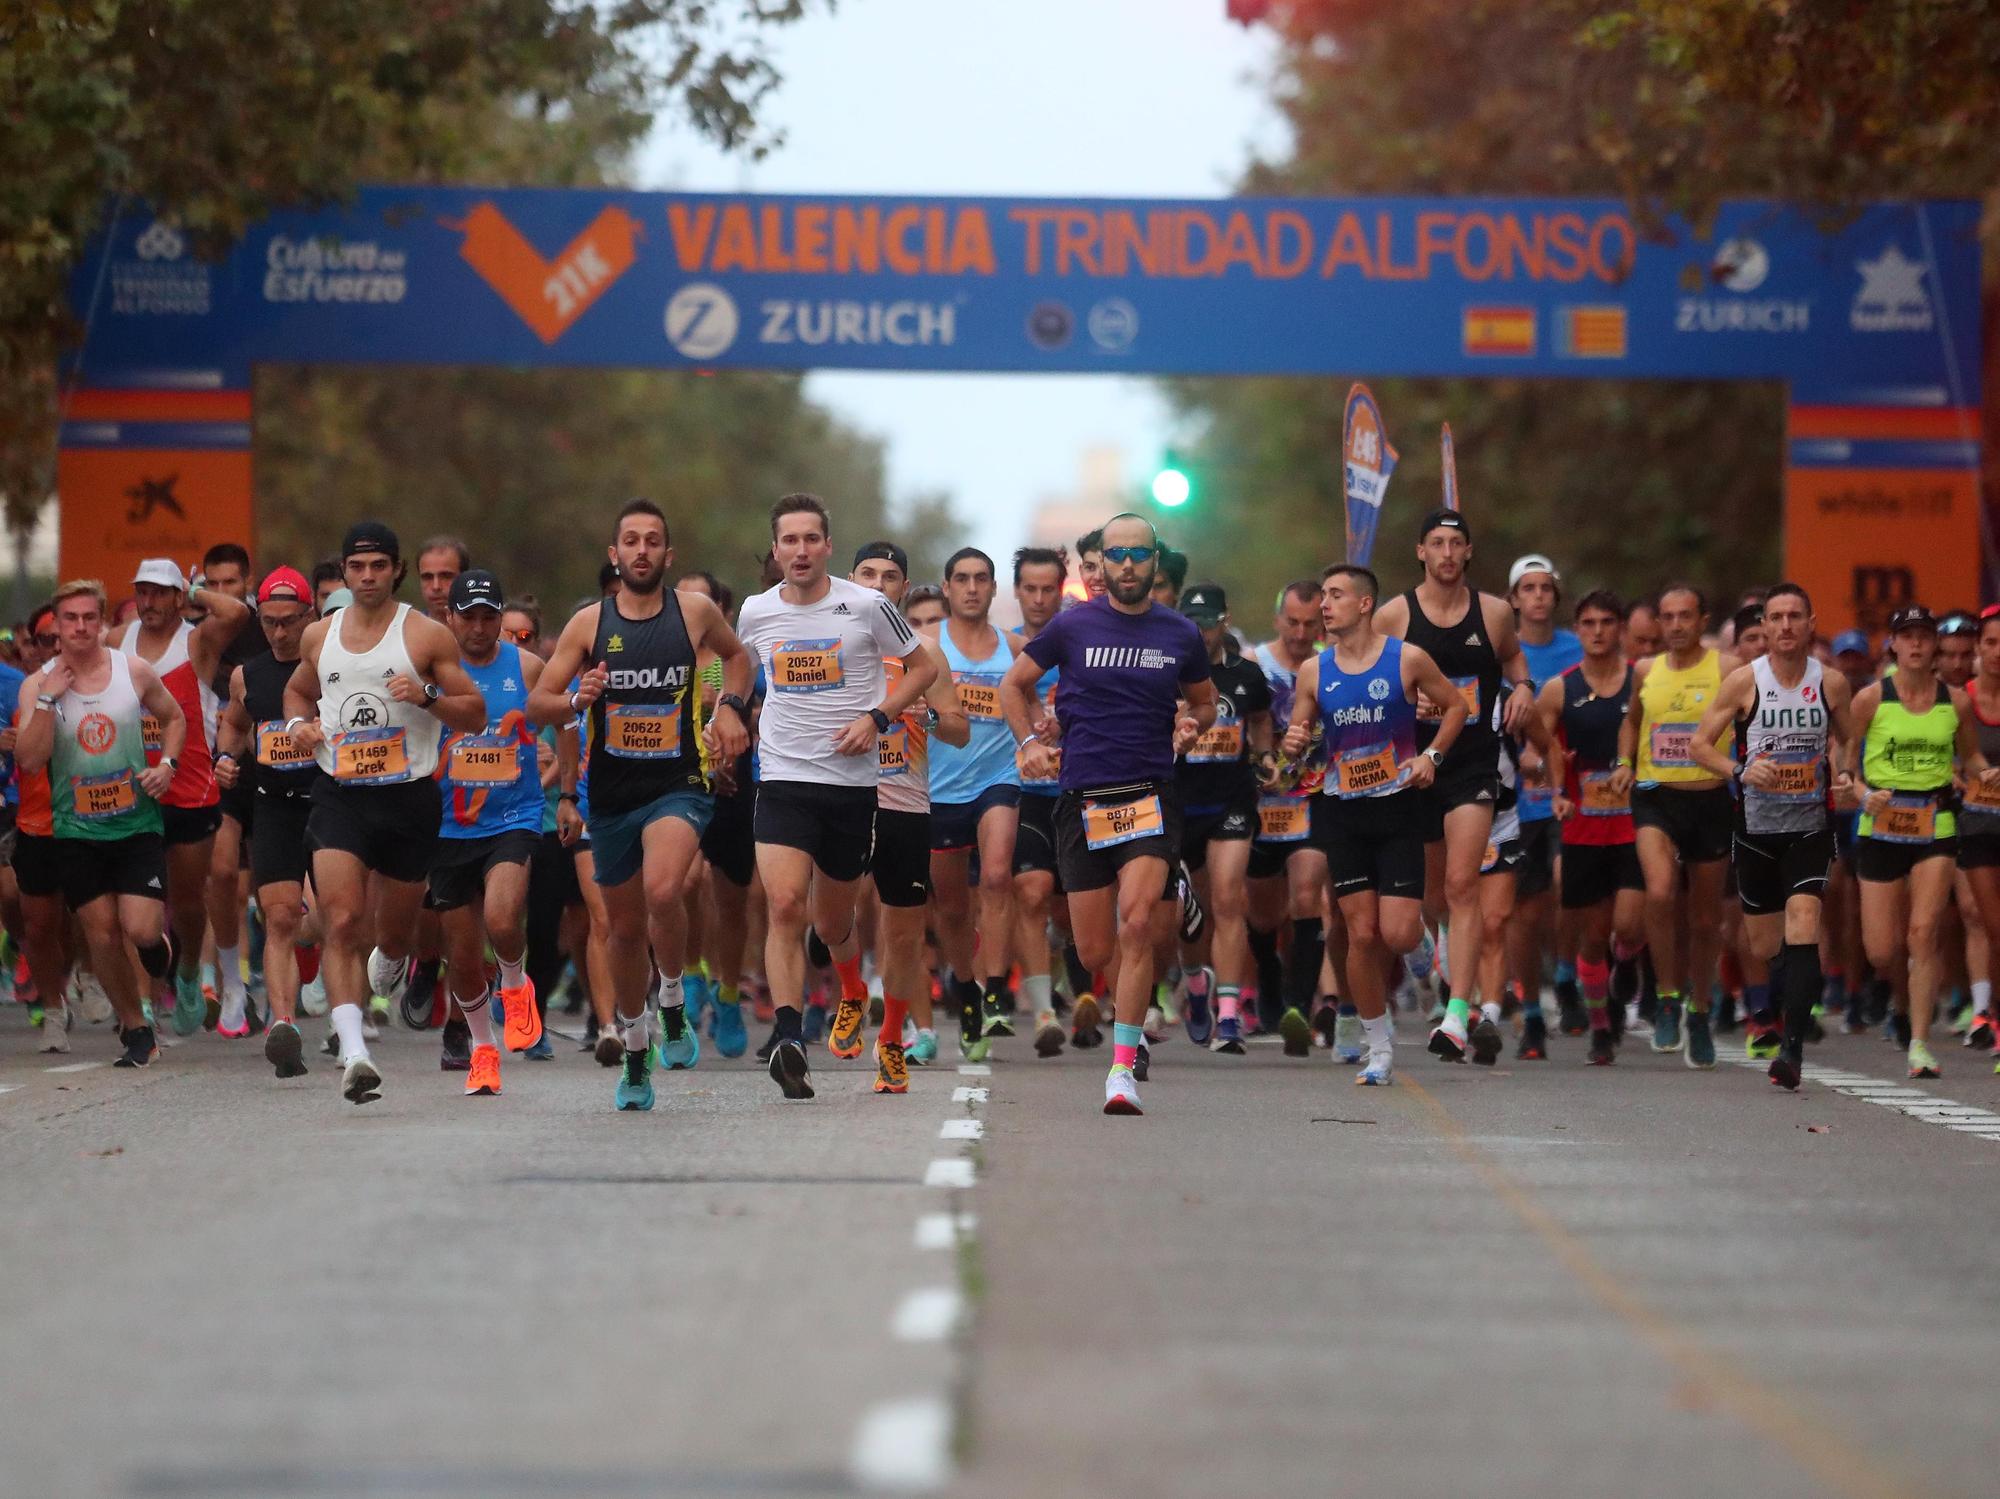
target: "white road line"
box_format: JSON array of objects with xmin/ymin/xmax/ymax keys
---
[
  {"xmin": 955, "ymin": 1063, "xmax": 991, "ymax": 1076},
  {"xmin": 891, "ymin": 1287, "xmax": 963, "ymax": 1342},
  {"xmin": 1758, "ymin": 1056, "xmax": 2000, "ymax": 1145},
  {"xmin": 951, "ymin": 1086, "xmax": 988, "ymax": 1103},
  {"xmin": 850, "ymin": 1395, "xmax": 952, "ymax": 1492},
  {"xmin": 913, "ymin": 1213, "xmax": 976, "ymax": 1250},
  {"xmin": 923, "ymin": 1158, "xmax": 975, "ymax": 1189},
  {"xmin": 44, "ymin": 1062, "xmax": 104, "ymax": 1074},
  {"xmin": 0, "ymin": 1084, "xmax": 17, "ymax": 1096},
  {"xmin": 938, "ymin": 1119, "xmax": 983, "ymax": 1141}
]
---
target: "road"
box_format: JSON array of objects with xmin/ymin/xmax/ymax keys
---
[{"xmin": 3, "ymin": 1003, "xmax": 1995, "ymax": 1499}]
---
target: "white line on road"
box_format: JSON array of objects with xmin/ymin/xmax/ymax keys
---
[
  {"xmin": 923, "ymin": 1158, "xmax": 975, "ymax": 1189},
  {"xmin": 44, "ymin": 1062, "xmax": 104, "ymax": 1074},
  {"xmin": 939, "ymin": 1118, "xmax": 983, "ymax": 1141},
  {"xmin": 0, "ymin": 1084, "xmax": 16, "ymax": 1096},
  {"xmin": 955, "ymin": 1063, "xmax": 990, "ymax": 1076},
  {"xmin": 1760, "ymin": 1058, "xmax": 2000, "ymax": 1146},
  {"xmin": 891, "ymin": 1287, "xmax": 963, "ymax": 1342},
  {"xmin": 951, "ymin": 1086, "xmax": 988, "ymax": 1103},
  {"xmin": 913, "ymin": 1213, "xmax": 976, "ymax": 1250},
  {"xmin": 850, "ymin": 1395, "xmax": 952, "ymax": 1492}
]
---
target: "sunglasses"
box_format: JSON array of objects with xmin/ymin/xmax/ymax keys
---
[
  {"xmin": 504, "ymin": 627, "xmax": 535, "ymax": 643},
  {"xmin": 1102, "ymin": 546, "xmax": 1155, "ymax": 565}
]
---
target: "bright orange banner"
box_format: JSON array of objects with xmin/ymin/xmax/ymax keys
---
[
  {"xmin": 56, "ymin": 447, "xmax": 255, "ymax": 598},
  {"xmin": 1783, "ymin": 465, "xmax": 1981, "ymax": 636}
]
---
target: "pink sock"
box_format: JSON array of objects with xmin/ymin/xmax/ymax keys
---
[
  {"xmin": 1218, "ymin": 987, "xmax": 1241, "ymax": 1021},
  {"xmin": 1579, "ymin": 957, "xmax": 1612, "ymax": 1030},
  {"xmin": 1113, "ymin": 1041, "xmax": 1139, "ymax": 1070}
]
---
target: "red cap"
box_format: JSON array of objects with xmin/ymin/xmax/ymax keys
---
[{"xmin": 258, "ymin": 566, "xmax": 311, "ymax": 606}]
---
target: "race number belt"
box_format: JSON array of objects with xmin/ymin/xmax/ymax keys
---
[
  {"xmin": 447, "ymin": 733, "xmax": 519, "ymax": 783},
  {"xmin": 773, "ymin": 640, "xmax": 843, "ymax": 694},
  {"xmin": 1963, "ymin": 777, "xmax": 2000, "ymax": 813},
  {"xmin": 71, "ymin": 769, "xmax": 136, "ymax": 821},
  {"xmin": 1256, "ymin": 794, "xmax": 1310, "ymax": 843},
  {"xmin": 256, "ymin": 720, "xmax": 314, "ymax": 769},
  {"xmin": 603, "ymin": 704, "xmax": 682, "ymax": 759},
  {"xmin": 331, "ymin": 727, "xmax": 411, "ymax": 784},
  {"xmin": 1872, "ymin": 793, "xmax": 1938, "ymax": 845},
  {"xmin": 1082, "ymin": 793, "xmax": 1164, "ymax": 851}
]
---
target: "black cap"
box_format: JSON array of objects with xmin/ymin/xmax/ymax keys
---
[
  {"xmin": 341, "ymin": 520, "xmax": 400, "ymax": 562},
  {"xmin": 1888, "ymin": 604, "xmax": 1936, "ymax": 634},
  {"xmin": 853, "ymin": 540, "xmax": 909, "ymax": 576},
  {"xmin": 449, "ymin": 569, "xmax": 504, "ymax": 613},
  {"xmin": 1417, "ymin": 507, "xmax": 1471, "ymax": 542},
  {"xmin": 1180, "ymin": 582, "xmax": 1228, "ymax": 624},
  {"xmin": 1732, "ymin": 602, "xmax": 1764, "ymax": 636}
]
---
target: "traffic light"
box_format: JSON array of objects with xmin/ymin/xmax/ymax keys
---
[{"xmin": 1150, "ymin": 451, "xmax": 1192, "ymax": 508}]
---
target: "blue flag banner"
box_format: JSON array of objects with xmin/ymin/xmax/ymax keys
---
[{"xmin": 1343, "ymin": 383, "xmax": 1398, "ymax": 565}]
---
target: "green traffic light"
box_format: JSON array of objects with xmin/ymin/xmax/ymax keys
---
[{"xmin": 1151, "ymin": 466, "xmax": 1191, "ymax": 508}]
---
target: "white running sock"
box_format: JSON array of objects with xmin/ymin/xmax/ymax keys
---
[
  {"xmin": 1974, "ymin": 980, "xmax": 1992, "ymax": 1017},
  {"xmin": 1020, "ymin": 973, "xmax": 1053, "ymax": 1015},
  {"xmin": 216, "ymin": 944, "xmax": 246, "ymax": 999},
  {"xmin": 460, "ymin": 989, "xmax": 496, "ymax": 1049},
  {"xmin": 497, "ymin": 952, "xmax": 526, "ymax": 991},
  {"xmin": 1361, "ymin": 1013, "xmax": 1394, "ymax": 1048},
  {"xmin": 656, "ymin": 969, "xmax": 684, "ymax": 1013},
  {"xmin": 1481, "ymin": 1000, "xmax": 1503, "ymax": 1025},
  {"xmin": 330, "ymin": 1003, "xmax": 368, "ymax": 1063},
  {"xmin": 617, "ymin": 1006, "xmax": 652, "ymax": 1054},
  {"xmin": 218, "ymin": 988, "xmax": 247, "ymax": 1032}
]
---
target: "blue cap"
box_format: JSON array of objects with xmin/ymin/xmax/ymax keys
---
[{"xmin": 1831, "ymin": 629, "xmax": 1869, "ymax": 656}]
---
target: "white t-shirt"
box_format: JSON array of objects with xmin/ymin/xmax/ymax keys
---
[{"xmin": 738, "ymin": 575, "xmax": 917, "ymax": 788}]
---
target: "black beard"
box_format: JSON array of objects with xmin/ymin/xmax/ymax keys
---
[
  {"xmin": 1107, "ymin": 572, "xmax": 1154, "ymax": 606},
  {"xmin": 621, "ymin": 568, "xmax": 664, "ymax": 595}
]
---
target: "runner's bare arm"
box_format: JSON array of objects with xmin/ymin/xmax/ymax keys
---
[
  {"xmin": 517, "ymin": 648, "xmax": 546, "ymax": 700},
  {"xmin": 130, "ymin": 658, "xmax": 187, "ymax": 797},
  {"xmin": 1370, "ymin": 593, "xmax": 1410, "ymax": 639},
  {"xmin": 1611, "ymin": 657, "xmax": 1651, "ymax": 794},
  {"xmin": 14, "ymin": 672, "xmax": 54, "ymax": 774},
  {"xmin": 999, "ymin": 648, "xmax": 1044, "ymax": 746},
  {"xmin": 281, "ymin": 629, "xmax": 327, "ymax": 754},
  {"xmin": 833, "ymin": 643, "xmax": 935, "ymax": 757},
  {"xmin": 1280, "ymin": 654, "xmax": 1321, "ymax": 759},
  {"xmin": 1846, "ymin": 683, "xmax": 1881, "ymax": 786},
  {"xmin": 1535, "ymin": 677, "xmax": 1567, "ymax": 746},
  {"xmin": 682, "ymin": 594, "xmax": 751, "ymax": 758},
  {"xmin": 189, "ymin": 582, "xmax": 251, "ymax": 675},
  {"xmin": 402, "ymin": 615, "xmax": 486, "ymax": 733},
  {"xmin": 1823, "ymin": 670, "xmax": 1858, "ymax": 800},
  {"xmin": 528, "ymin": 604, "xmax": 602, "ymax": 727},
  {"xmin": 1950, "ymin": 685, "xmax": 2000, "ymax": 784},
  {"xmin": 1174, "ymin": 678, "xmax": 1218, "ymax": 754},
  {"xmin": 215, "ymin": 666, "xmax": 251, "ymax": 787},
  {"xmin": 1689, "ymin": 665, "xmax": 1754, "ymax": 781},
  {"xmin": 1484, "ymin": 594, "xmax": 1538, "ymax": 734},
  {"xmin": 922, "ymin": 636, "xmax": 970, "ymax": 749}
]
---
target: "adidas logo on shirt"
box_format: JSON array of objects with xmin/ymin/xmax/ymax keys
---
[
  {"xmin": 1464, "ymin": 632, "xmax": 1481, "ymax": 645},
  {"xmin": 832, "ymin": 602, "xmax": 852, "ymax": 616}
]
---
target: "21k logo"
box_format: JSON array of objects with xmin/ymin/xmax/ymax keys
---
[{"xmin": 443, "ymin": 203, "xmax": 642, "ymax": 344}]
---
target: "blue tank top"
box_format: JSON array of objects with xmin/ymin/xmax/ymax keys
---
[
  {"xmin": 930, "ymin": 624, "xmax": 1020, "ymax": 804},
  {"xmin": 440, "ymin": 643, "xmax": 542, "ymax": 838},
  {"xmin": 1316, "ymin": 636, "xmax": 1417, "ymax": 800}
]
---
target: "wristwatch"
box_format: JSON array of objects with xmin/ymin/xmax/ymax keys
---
[
  {"xmin": 1423, "ymin": 747, "xmax": 1445, "ymax": 768},
  {"xmin": 869, "ymin": 707, "xmax": 892, "ymax": 734},
  {"xmin": 718, "ymin": 692, "xmax": 749, "ymax": 717},
  {"xmin": 423, "ymin": 681, "xmax": 442, "ymax": 705},
  {"xmin": 159, "ymin": 754, "xmax": 177, "ymax": 772},
  {"xmin": 558, "ymin": 792, "xmax": 579, "ymax": 804}
]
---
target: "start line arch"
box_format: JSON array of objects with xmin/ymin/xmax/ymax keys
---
[{"xmin": 63, "ymin": 189, "xmax": 1983, "ymax": 633}]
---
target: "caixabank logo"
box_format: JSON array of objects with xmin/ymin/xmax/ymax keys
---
[{"xmin": 443, "ymin": 203, "xmax": 643, "ymax": 345}]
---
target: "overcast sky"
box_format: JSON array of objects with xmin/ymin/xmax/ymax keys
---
[{"xmin": 635, "ymin": 0, "xmax": 1286, "ymax": 565}]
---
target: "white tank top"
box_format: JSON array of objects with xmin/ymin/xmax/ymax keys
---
[
  {"xmin": 1740, "ymin": 655, "xmax": 1829, "ymax": 835},
  {"xmin": 314, "ymin": 603, "xmax": 442, "ymax": 783}
]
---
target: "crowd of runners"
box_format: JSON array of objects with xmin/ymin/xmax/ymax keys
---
[{"xmin": 8, "ymin": 496, "xmax": 1998, "ymax": 1115}]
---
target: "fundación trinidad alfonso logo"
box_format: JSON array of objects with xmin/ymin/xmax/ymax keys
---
[{"xmin": 443, "ymin": 203, "xmax": 643, "ymax": 345}]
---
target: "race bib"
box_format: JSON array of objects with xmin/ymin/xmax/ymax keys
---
[
  {"xmin": 1751, "ymin": 750, "xmax": 1821, "ymax": 803},
  {"xmin": 1083, "ymin": 794, "xmax": 1164, "ymax": 851},
  {"xmin": 956, "ymin": 674, "xmax": 1003, "ymax": 722},
  {"xmin": 1872, "ymin": 794, "xmax": 1937, "ymax": 845},
  {"xmin": 1963, "ymin": 776, "xmax": 2000, "ymax": 812},
  {"xmin": 879, "ymin": 725, "xmax": 909, "ymax": 777},
  {"xmin": 256, "ymin": 720, "xmax": 313, "ymax": 769},
  {"xmin": 773, "ymin": 640, "xmax": 843, "ymax": 694},
  {"xmin": 1648, "ymin": 721, "xmax": 1698, "ymax": 769},
  {"xmin": 603, "ymin": 704, "xmax": 681, "ymax": 759},
  {"xmin": 1334, "ymin": 741, "xmax": 1402, "ymax": 798},
  {"xmin": 1187, "ymin": 721, "xmax": 1244, "ymax": 764},
  {"xmin": 1580, "ymin": 770, "xmax": 1629, "ymax": 818},
  {"xmin": 448, "ymin": 733, "xmax": 519, "ymax": 784},
  {"xmin": 1417, "ymin": 675, "xmax": 1480, "ymax": 723},
  {"xmin": 1480, "ymin": 841, "xmax": 1502, "ymax": 874},
  {"xmin": 71, "ymin": 769, "xmax": 136, "ymax": 821},
  {"xmin": 141, "ymin": 714, "xmax": 164, "ymax": 755},
  {"xmin": 331, "ymin": 727, "xmax": 410, "ymax": 785},
  {"xmin": 1257, "ymin": 794, "xmax": 1310, "ymax": 843}
]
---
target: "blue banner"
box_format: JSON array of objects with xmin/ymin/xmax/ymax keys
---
[{"xmin": 1342, "ymin": 383, "xmax": 1396, "ymax": 565}]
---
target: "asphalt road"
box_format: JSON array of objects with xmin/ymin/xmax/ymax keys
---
[{"xmin": 4, "ymin": 1003, "xmax": 1995, "ymax": 1499}]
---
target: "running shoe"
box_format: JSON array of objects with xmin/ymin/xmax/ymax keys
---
[
  {"xmin": 1312, "ymin": 1003, "xmax": 1339, "ymax": 1050},
  {"xmin": 202, "ymin": 984, "xmax": 221, "ymax": 1032},
  {"xmin": 615, "ymin": 1047, "xmax": 654, "ymax": 1111},
  {"xmin": 1516, "ymin": 1012, "xmax": 1548, "ymax": 1061},
  {"xmin": 1888, "ymin": 1012, "xmax": 1912, "ymax": 1048},
  {"xmin": 594, "ymin": 1028, "xmax": 624, "ymax": 1067},
  {"xmin": 1034, "ymin": 1012, "xmax": 1065, "ymax": 1058},
  {"xmin": 755, "ymin": 1025, "xmax": 781, "ymax": 1064},
  {"xmin": 341, "ymin": 1054, "xmax": 382, "ymax": 1104},
  {"xmin": 873, "ymin": 1040, "xmax": 909, "ymax": 1095},
  {"xmin": 361, "ymin": 1012, "xmax": 381, "ymax": 1042},
  {"xmin": 366, "ymin": 944, "xmax": 410, "ymax": 1007},
  {"xmin": 465, "ymin": 1044, "xmax": 502, "ymax": 1097},
  {"xmin": 909, "ymin": 1029, "xmax": 939, "ymax": 1067},
  {"xmin": 1428, "ymin": 1015, "xmax": 1468, "ymax": 1062},
  {"xmin": 983, "ymin": 993, "xmax": 1016, "ymax": 1039},
  {"xmin": 823, "ymin": 995, "xmax": 865, "ymax": 1055},
  {"xmin": 169, "ymin": 972, "xmax": 204, "ymax": 1037},
  {"xmin": 1964, "ymin": 1016, "xmax": 1995, "ymax": 1051},
  {"xmin": 70, "ymin": 970, "xmax": 112, "ymax": 1025},
  {"xmin": 1712, "ymin": 991, "xmax": 1739, "ymax": 1035},
  {"xmin": 113, "ymin": 1023, "xmax": 157, "ymax": 1068},
  {"xmin": 298, "ymin": 971, "xmax": 328, "ymax": 1018},
  {"xmin": 523, "ymin": 1032, "xmax": 555, "ymax": 1060},
  {"xmin": 657, "ymin": 1007, "xmax": 699, "ymax": 1071},
  {"xmin": 1768, "ymin": 1043, "xmax": 1802, "ymax": 1091},
  {"xmin": 958, "ymin": 1023, "xmax": 991, "ymax": 1063},
  {"xmin": 685, "ymin": 971, "xmax": 713, "ymax": 1037},
  {"xmin": 321, "ymin": 1029, "xmax": 340, "ymax": 1057},
  {"xmin": 1070, "ymin": 994, "xmax": 1103, "ymax": 1050},
  {"xmin": 1133, "ymin": 1042, "xmax": 1150, "ymax": 1082},
  {"xmin": 769, "ymin": 1037, "xmax": 815, "ymax": 1100},
  {"xmin": 1212, "ymin": 1016, "xmax": 1245, "ymax": 1055},
  {"xmin": 711, "ymin": 997, "xmax": 748, "ymax": 1058},
  {"xmin": 265, "ymin": 1020, "xmax": 307, "ymax": 1078},
  {"xmin": 802, "ymin": 1001, "xmax": 828, "ymax": 1045},
  {"xmin": 439, "ymin": 1017, "xmax": 472, "ymax": 1072},
  {"xmin": 1651, "ymin": 997, "xmax": 1684, "ymax": 1054},
  {"xmin": 1684, "ymin": 1010, "xmax": 1717, "ymax": 1069},
  {"xmin": 500, "ymin": 978, "xmax": 541, "ymax": 1052},
  {"xmin": 1745, "ymin": 1023, "xmax": 1781, "ymax": 1062},
  {"xmin": 1908, "ymin": 1039, "xmax": 1941, "ymax": 1079},
  {"xmin": 38, "ymin": 1004, "xmax": 72, "ymax": 1053},
  {"xmin": 1103, "ymin": 1064, "xmax": 1142, "ymax": 1115},
  {"xmin": 1357, "ymin": 1049, "xmax": 1394, "ymax": 1086},
  {"xmin": 1333, "ymin": 1009, "xmax": 1365, "ymax": 1065},
  {"xmin": 1841, "ymin": 992, "xmax": 1867, "ymax": 1035},
  {"xmin": 25, "ymin": 1001, "xmax": 43, "ymax": 1028},
  {"xmin": 1182, "ymin": 984, "xmax": 1213, "ymax": 1048},
  {"xmin": 1142, "ymin": 1004, "xmax": 1166, "ymax": 1043},
  {"xmin": 1588, "ymin": 1029, "xmax": 1616, "ymax": 1066},
  {"xmin": 1278, "ymin": 1006, "xmax": 1312, "ymax": 1057},
  {"xmin": 1554, "ymin": 979, "xmax": 1585, "ymax": 1035},
  {"xmin": 368, "ymin": 993, "xmax": 394, "ymax": 1031},
  {"xmin": 1470, "ymin": 1016, "xmax": 1503, "ymax": 1066},
  {"xmin": 1407, "ymin": 927, "xmax": 1436, "ymax": 980},
  {"xmin": 1863, "ymin": 980, "xmax": 1891, "ymax": 1027}
]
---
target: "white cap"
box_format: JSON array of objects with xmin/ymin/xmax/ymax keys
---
[
  {"xmin": 1507, "ymin": 553, "xmax": 1559, "ymax": 591},
  {"xmin": 132, "ymin": 558, "xmax": 187, "ymax": 591}
]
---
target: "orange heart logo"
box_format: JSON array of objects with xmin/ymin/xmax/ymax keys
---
[{"xmin": 443, "ymin": 203, "xmax": 643, "ymax": 344}]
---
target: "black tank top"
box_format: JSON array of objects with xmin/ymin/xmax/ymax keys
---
[
  {"xmin": 1401, "ymin": 586, "xmax": 1502, "ymax": 769},
  {"xmin": 586, "ymin": 591, "xmax": 704, "ymax": 815},
  {"xmin": 242, "ymin": 652, "xmax": 319, "ymax": 796},
  {"xmin": 1560, "ymin": 662, "xmax": 1630, "ymax": 773}
]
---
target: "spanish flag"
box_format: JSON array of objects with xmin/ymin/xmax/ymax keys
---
[{"xmin": 1462, "ymin": 306, "xmax": 1536, "ymax": 357}]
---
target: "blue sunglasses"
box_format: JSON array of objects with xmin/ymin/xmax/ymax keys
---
[{"xmin": 1102, "ymin": 545, "xmax": 1156, "ymax": 565}]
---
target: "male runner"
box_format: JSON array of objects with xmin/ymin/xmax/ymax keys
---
[
  {"xmin": 115, "ymin": 558, "xmax": 249, "ymax": 1034},
  {"xmin": 12, "ymin": 602, "xmax": 87, "ymax": 1043},
  {"xmin": 1002, "ymin": 512, "xmax": 1217, "ymax": 1116},
  {"xmin": 1075, "ymin": 529, "xmax": 1107, "ymax": 602},
  {"xmin": 1371, "ymin": 509, "xmax": 1537, "ymax": 1066},
  {"xmin": 215, "ymin": 567, "xmax": 320, "ymax": 1074},
  {"xmin": 200, "ymin": 541, "xmax": 264, "ymax": 1028},
  {"xmin": 1610, "ymin": 584, "xmax": 1742, "ymax": 1068},
  {"xmin": 1690, "ymin": 583, "xmax": 1855, "ymax": 1088},
  {"xmin": 928, "ymin": 547, "xmax": 1022, "ymax": 1047},
  {"xmin": 1009, "ymin": 546, "xmax": 1070, "ymax": 1056},
  {"xmin": 1283, "ymin": 564, "xmax": 1467, "ymax": 1086},
  {"xmin": 532, "ymin": 500, "xmax": 751, "ymax": 1111},
  {"xmin": 1623, "ymin": 598, "xmax": 1663, "ymax": 661},
  {"xmin": 17, "ymin": 580, "xmax": 186, "ymax": 1068},
  {"xmin": 736, "ymin": 494, "xmax": 934, "ymax": 1101},
  {"xmin": 1956, "ymin": 608, "xmax": 2000, "ymax": 1056},
  {"xmin": 1150, "ymin": 547, "xmax": 1188, "ymax": 610},
  {"xmin": 282, "ymin": 522, "xmax": 486, "ymax": 1105},
  {"xmin": 1937, "ymin": 612, "xmax": 1977, "ymax": 689},
  {"xmin": 408, "ymin": 535, "xmax": 469, "ymax": 1037},
  {"xmin": 417, "ymin": 537, "xmax": 468, "ymax": 624}
]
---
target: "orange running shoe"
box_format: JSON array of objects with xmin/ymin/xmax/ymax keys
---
[
  {"xmin": 873, "ymin": 1040, "xmax": 909, "ymax": 1094},
  {"xmin": 829, "ymin": 996, "xmax": 867, "ymax": 1058},
  {"xmin": 465, "ymin": 1044, "xmax": 502, "ymax": 1097},
  {"xmin": 501, "ymin": 978, "xmax": 541, "ymax": 1052}
]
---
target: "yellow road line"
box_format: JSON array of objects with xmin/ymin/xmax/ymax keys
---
[{"xmin": 1399, "ymin": 1075, "xmax": 1924, "ymax": 1499}]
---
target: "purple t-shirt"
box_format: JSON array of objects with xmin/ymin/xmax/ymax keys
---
[{"xmin": 1021, "ymin": 597, "xmax": 1211, "ymax": 791}]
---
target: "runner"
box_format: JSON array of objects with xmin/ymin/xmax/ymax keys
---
[
  {"xmin": 416, "ymin": 537, "xmax": 468, "ymax": 624},
  {"xmin": 1956, "ymin": 606, "xmax": 2000, "ymax": 1057},
  {"xmin": 1623, "ymin": 597, "xmax": 1663, "ymax": 661},
  {"xmin": 1937, "ymin": 612, "xmax": 1977, "ymax": 689},
  {"xmin": 281, "ymin": 522, "xmax": 486, "ymax": 1105},
  {"xmin": 1282, "ymin": 564, "xmax": 1467, "ymax": 1086},
  {"xmin": 1610, "ymin": 584, "xmax": 1742, "ymax": 1069},
  {"xmin": 214, "ymin": 567, "xmax": 320, "ymax": 1075},
  {"xmin": 408, "ymin": 535, "xmax": 470, "ymax": 1037},
  {"xmin": 114, "ymin": 558, "xmax": 249, "ymax": 1035},
  {"xmin": 531, "ymin": 501, "xmax": 751, "ymax": 1111},
  {"xmin": 1008, "ymin": 546, "xmax": 1070, "ymax": 1057},
  {"xmin": 1002, "ymin": 512, "xmax": 1217, "ymax": 1115},
  {"xmin": 1687, "ymin": 584, "xmax": 1853, "ymax": 1087},
  {"xmin": 736, "ymin": 494, "xmax": 935, "ymax": 1101},
  {"xmin": 1371, "ymin": 509, "xmax": 1538, "ymax": 1066},
  {"xmin": 927, "ymin": 547, "xmax": 1022, "ymax": 1049},
  {"xmin": 16, "ymin": 580, "xmax": 186, "ymax": 1068},
  {"xmin": 10, "ymin": 603, "xmax": 77, "ymax": 1049},
  {"xmin": 1843, "ymin": 605, "xmax": 1997, "ymax": 1078},
  {"xmin": 200, "ymin": 541, "xmax": 264, "ymax": 1028},
  {"xmin": 1075, "ymin": 529, "xmax": 1107, "ymax": 602}
]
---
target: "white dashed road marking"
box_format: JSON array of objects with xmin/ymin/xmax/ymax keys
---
[
  {"xmin": 45, "ymin": 1062, "xmax": 104, "ymax": 1074},
  {"xmin": 1742, "ymin": 1057, "xmax": 2000, "ymax": 1143},
  {"xmin": 924, "ymin": 1157, "xmax": 975, "ymax": 1188},
  {"xmin": 891, "ymin": 1287, "xmax": 964, "ymax": 1342},
  {"xmin": 914, "ymin": 1213, "xmax": 975, "ymax": 1250},
  {"xmin": 939, "ymin": 1118, "xmax": 983, "ymax": 1140},
  {"xmin": 850, "ymin": 1395, "xmax": 952, "ymax": 1493}
]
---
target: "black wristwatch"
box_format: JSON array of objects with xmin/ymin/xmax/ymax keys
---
[
  {"xmin": 558, "ymin": 791, "xmax": 579, "ymax": 804},
  {"xmin": 718, "ymin": 692, "xmax": 749, "ymax": 717},
  {"xmin": 423, "ymin": 681, "xmax": 442, "ymax": 705},
  {"xmin": 868, "ymin": 707, "xmax": 892, "ymax": 734}
]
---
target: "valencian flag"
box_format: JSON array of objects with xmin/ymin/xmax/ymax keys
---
[
  {"xmin": 1441, "ymin": 422, "xmax": 1460, "ymax": 512},
  {"xmin": 1342, "ymin": 383, "xmax": 1398, "ymax": 565}
]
